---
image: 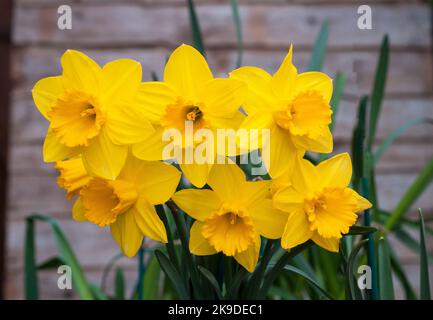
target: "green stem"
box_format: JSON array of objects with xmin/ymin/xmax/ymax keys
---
[{"xmin": 155, "ymin": 204, "xmax": 179, "ymax": 271}]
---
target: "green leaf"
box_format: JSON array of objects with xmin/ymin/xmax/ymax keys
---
[
  {"xmin": 143, "ymin": 252, "xmax": 162, "ymax": 300},
  {"xmin": 419, "ymin": 209, "xmax": 431, "ymax": 300},
  {"xmin": 389, "ymin": 246, "xmax": 417, "ymax": 300},
  {"xmin": 24, "ymin": 217, "xmax": 38, "ymax": 300},
  {"xmin": 367, "ymin": 35, "xmax": 389, "ymax": 151},
  {"xmin": 225, "ymin": 267, "xmax": 247, "ymax": 299},
  {"xmin": 351, "ymin": 96, "xmax": 368, "ymax": 191},
  {"xmin": 115, "ymin": 267, "xmax": 125, "ymax": 300},
  {"xmin": 187, "ymin": 0, "xmax": 205, "ymax": 56},
  {"xmin": 394, "ymin": 227, "xmax": 433, "ymax": 264},
  {"xmin": 26, "ymin": 214, "xmax": 93, "ymax": 300},
  {"xmin": 283, "ymin": 265, "xmax": 334, "ymax": 299},
  {"xmin": 155, "ymin": 250, "xmax": 189, "ymax": 299},
  {"xmin": 198, "ymin": 266, "xmax": 222, "ymax": 299},
  {"xmin": 37, "ymin": 256, "xmax": 66, "ymax": 270},
  {"xmin": 374, "ymin": 117, "xmax": 433, "ymax": 164},
  {"xmin": 378, "ymin": 237, "xmax": 395, "ymax": 299},
  {"xmin": 385, "ymin": 156, "xmax": 433, "ymax": 231},
  {"xmin": 347, "ymin": 225, "xmax": 377, "ymax": 236},
  {"xmin": 88, "ymin": 283, "xmax": 108, "ymax": 300},
  {"xmin": 329, "ymin": 72, "xmax": 346, "ymax": 133},
  {"xmin": 230, "ymin": 0, "xmax": 243, "ymax": 68},
  {"xmin": 307, "ymin": 20, "xmax": 329, "ymax": 71},
  {"xmin": 346, "ymin": 239, "xmax": 368, "ymax": 300}
]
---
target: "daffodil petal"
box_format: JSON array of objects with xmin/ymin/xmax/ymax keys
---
[
  {"xmin": 311, "ymin": 232, "xmax": 339, "ymax": 252},
  {"xmin": 82, "ymin": 129, "xmax": 127, "ymax": 179},
  {"xmin": 189, "ymin": 221, "xmax": 218, "ymax": 256},
  {"xmin": 135, "ymin": 82, "xmax": 178, "ymax": 123},
  {"xmin": 172, "ymin": 189, "xmax": 221, "ymax": 221},
  {"xmin": 271, "ymin": 45, "xmax": 297, "ymax": 100},
  {"xmin": 291, "ymin": 157, "xmax": 320, "ymax": 194},
  {"xmin": 273, "ymin": 186, "xmax": 304, "ymax": 213},
  {"xmin": 133, "ymin": 197, "xmax": 167, "ymax": 243},
  {"xmin": 249, "ymin": 199, "xmax": 287, "ymax": 239},
  {"xmin": 105, "ymin": 103, "xmax": 155, "ymax": 145},
  {"xmin": 292, "ymin": 126, "xmax": 333, "ymax": 153},
  {"xmin": 132, "ymin": 126, "xmax": 170, "ymax": 161},
  {"xmin": 101, "ymin": 59, "xmax": 141, "ymax": 105},
  {"xmin": 241, "ymin": 180, "xmax": 271, "ymax": 207},
  {"xmin": 234, "ymin": 235, "xmax": 260, "ymax": 272},
  {"xmin": 263, "ymin": 125, "xmax": 297, "ymax": 178},
  {"xmin": 43, "ymin": 129, "xmax": 81, "ymax": 162},
  {"xmin": 61, "ymin": 50, "xmax": 101, "ymax": 94},
  {"xmin": 110, "ymin": 209, "xmax": 143, "ymax": 258},
  {"xmin": 180, "ymin": 162, "xmax": 211, "ymax": 188},
  {"xmin": 238, "ymin": 111, "xmax": 274, "ymax": 151},
  {"xmin": 120, "ymin": 157, "xmax": 181, "ymax": 205},
  {"xmin": 295, "ymin": 71, "xmax": 333, "ymax": 103},
  {"xmin": 281, "ymin": 210, "xmax": 312, "ymax": 250},
  {"xmin": 72, "ymin": 198, "xmax": 87, "ymax": 222},
  {"xmin": 317, "ymin": 152, "xmax": 352, "ymax": 189},
  {"xmin": 346, "ymin": 189, "xmax": 372, "ymax": 212},
  {"xmin": 229, "ymin": 66, "xmax": 275, "ymax": 115},
  {"xmin": 164, "ymin": 44, "xmax": 213, "ymax": 100},
  {"xmin": 32, "ymin": 76, "xmax": 64, "ymax": 120},
  {"xmin": 207, "ymin": 162, "xmax": 245, "ymax": 201}
]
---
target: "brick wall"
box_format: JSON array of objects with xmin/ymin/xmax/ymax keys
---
[{"xmin": 5, "ymin": 0, "xmax": 433, "ymax": 298}]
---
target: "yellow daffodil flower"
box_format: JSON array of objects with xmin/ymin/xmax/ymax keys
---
[
  {"xmin": 230, "ymin": 46, "xmax": 333, "ymax": 178},
  {"xmin": 132, "ymin": 44, "xmax": 247, "ymax": 187},
  {"xmin": 56, "ymin": 155, "xmax": 181, "ymax": 257},
  {"xmin": 273, "ymin": 153, "xmax": 372, "ymax": 252},
  {"xmin": 32, "ymin": 50, "xmax": 154, "ymax": 179},
  {"xmin": 172, "ymin": 162, "xmax": 287, "ymax": 272}
]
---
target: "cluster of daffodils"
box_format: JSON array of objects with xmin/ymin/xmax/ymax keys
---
[{"xmin": 32, "ymin": 44, "xmax": 371, "ymax": 272}]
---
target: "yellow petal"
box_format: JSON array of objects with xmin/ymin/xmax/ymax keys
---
[
  {"xmin": 56, "ymin": 157, "xmax": 91, "ymax": 199},
  {"xmin": 291, "ymin": 157, "xmax": 320, "ymax": 194},
  {"xmin": 82, "ymin": 129, "xmax": 127, "ymax": 179},
  {"xmin": 180, "ymin": 162, "xmax": 211, "ymax": 188},
  {"xmin": 295, "ymin": 71, "xmax": 333, "ymax": 103},
  {"xmin": 238, "ymin": 111, "xmax": 274, "ymax": 151},
  {"xmin": 291, "ymin": 126, "xmax": 333, "ymax": 153},
  {"xmin": 164, "ymin": 44, "xmax": 213, "ymax": 100},
  {"xmin": 207, "ymin": 162, "xmax": 245, "ymax": 201},
  {"xmin": 241, "ymin": 180, "xmax": 271, "ymax": 207},
  {"xmin": 189, "ymin": 221, "xmax": 218, "ymax": 256},
  {"xmin": 72, "ymin": 198, "xmax": 87, "ymax": 221},
  {"xmin": 101, "ymin": 59, "xmax": 141, "ymax": 105},
  {"xmin": 317, "ymin": 152, "xmax": 352, "ymax": 189},
  {"xmin": 133, "ymin": 197, "xmax": 167, "ymax": 243},
  {"xmin": 273, "ymin": 186, "xmax": 304, "ymax": 213},
  {"xmin": 281, "ymin": 210, "xmax": 312, "ymax": 250},
  {"xmin": 132, "ymin": 126, "xmax": 170, "ymax": 161},
  {"xmin": 200, "ymin": 78, "xmax": 246, "ymax": 118},
  {"xmin": 172, "ymin": 189, "xmax": 222, "ymax": 221},
  {"xmin": 32, "ymin": 76, "xmax": 64, "ymax": 120},
  {"xmin": 105, "ymin": 102, "xmax": 155, "ymax": 145},
  {"xmin": 120, "ymin": 157, "xmax": 181, "ymax": 205},
  {"xmin": 346, "ymin": 188, "xmax": 373, "ymax": 212},
  {"xmin": 311, "ymin": 232, "xmax": 339, "ymax": 252},
  {"xmin": 234, "ymin": 235, "xmax": 260, "ymax": 272},
  {"xmin": 110, "ymin": 209, "xmax": 143, "ymax": 257},
  {"xmin": 135, "ymin": 82, "xmax": 178, "ymax": 123},
  {"xmin": 61, "ymin": 50, "xmax": 101, "ymax": 94},
  {"xmin": 229, "ymin": 66, "xmax": 275, "ymax": 115},
  {"xmin": 263, "ymin": 125, "xmax": 297, "ymax": 178},
  {"xmin": 43, "ymin": 129, "xmax": 81, "ymax": 162},
  {"xmin": 271, "ymin": 45, "xmax": 298, "ymax": 100},
  {"xmin": 249, "ymin": 199, "xmax": 288, "ymax": 239}
]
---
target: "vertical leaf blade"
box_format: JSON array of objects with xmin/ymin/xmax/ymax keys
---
[
  {"xmin": 115, "ymin": 268, "xmax": 125, "ymax": 300},
  {"xmin": 307, "ymin": 20, "xmax": 329, "ymax": 71},
  {"xmin": 24, "ymin": 217, "xmax": 38, "ymax": 300},
  {"xmin": 419, "ymin": 209, "xmax": 431, "ymax": 300},
  {"xmin": 378, "ymin": 237, "xmax": 395, "ymax": 300},
  {"xmin": 187, "ymin": 0, "xmax": 205, "ymax": 56},
  {"xmin": 329, "ymin": 72, "xmax": 346, "ymax": 133},
  {"xmin": 230, "ymin": 0, "xmax": 243, "ymax": 68}
]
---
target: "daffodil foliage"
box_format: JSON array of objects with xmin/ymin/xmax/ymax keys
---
[{"xmin": 31, "ymin": 44, "xmax": 374, "ymax": 299}]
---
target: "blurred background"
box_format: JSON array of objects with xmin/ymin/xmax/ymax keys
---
[{"xmin": 0, "ymin": 0, "xmax": 432, "ymax": 299}]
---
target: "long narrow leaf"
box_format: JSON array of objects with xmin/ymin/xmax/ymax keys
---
[
  {"xmin": 187, "ymin": 0, "xmax": 205, "ymax": 56},
  {"xmin": 230, "ymin": 0, "xmax": 243, "ymax": 68},
  {"xmin": 198, "ymin": 266, "xmax": 222, "ymax": 299},
  {"xmin": 24, "ymin": 217, "xmax": 38, "ymax": 300},
  {"xmin": 143, "ymin": 252, "xmax": 162, "ymax": 300},
  {"xmin": 115, "ymin": 268, "xmax": 125, "ymax": 300},
  {"xmin": 346, "ymin": 239, "xmax": 368, "ymax": 300},
  {"xmin": 378, "ymin": 237, "xmax": 395, "ymax": 299},
  {"xmin": 329, "ymin": 72, "xmax": 346, "ymax": 133},
  {"xmin": 307, "ymin": 20, "xmax": 329, "ymax": 71},
  {"xmin": 351, "ymin": 96, "xmax": 368, "ymax": 191},
  {"xmin": 419, "ymin": 209, "xmax": 431, "ymax": 300},
  {"xmin": 155, "ymin": 250, "xmax": 189, "ymax": 299},
  {"xmin": 367, "ymin": 35, "xmax": 389, "ymax": 150},
  {"xmin": 284, "ymin": 265, "xmax": 334, "ymax": 299},
  {"xmin": 389, "ymin": 246, "xmax": 417, "ymax": 300}
]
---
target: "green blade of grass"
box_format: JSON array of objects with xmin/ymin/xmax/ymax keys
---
[
  {"xmin": 143, "ymin": 252, "xmax": 162, "ymax": 300},
  {"xmin": 378, "ymin": 237, "xmax": 395, "ymax": 300},
  {"xmin": 115, "ymin": 267, "xmax": 125, "ymax": 300},
  {"xmin": 187, "ymin": 0, "xmax": 205, "ymax": 56},
  {"xmin": 24, "ymin": 217, "xmax": 38, "ymax": 300},
  {"xmin": 374, "ymin": 117, "xmax": 433, "ymax": 164},
  {"xmin": 198, "ymin": 266, "xmax": 222, "ymax": 299},
  {"xmin": 367, "ymin": 35, "xmax": 389, "ymax": 151},
  {"xmin": 155, "ymin": 250, "xmax": 189, "ymax": 299},
  {"xmin": 230, "ymin": 0, "xmax": 243, "ymax": 68},
  {"xmin": 419, "ymin": 209, "xmax": 431, "ymax": 300},
  {"xmin": 329, "ymin": 72, "xmax": 346, "ymax": 133},
  {"xmin": 307, "ymin": 20, "xmax": 329, "ymax": 71},
  {"xmin": 351, "ymin": 96, "xmax": 368, "ymax": 191},
  {"xmin": 385, "ymin": 156, "xmax": 433, "ymax": 231},
  {"xmin": 284, "ymin": 265, "xmax": 334, "ymax": 299}
]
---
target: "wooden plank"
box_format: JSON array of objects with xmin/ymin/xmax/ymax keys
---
[
  {"xmin": 12, "ymin": 4, "xmax": 430, "ymax": 48},
  {"xmin": 12, "ymin": 48, "xmax": 433, "ymax": 97}
]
